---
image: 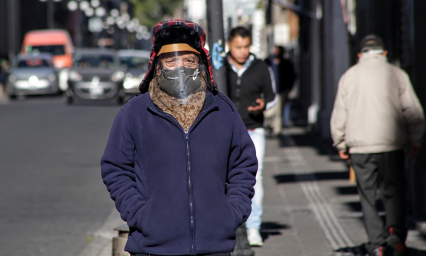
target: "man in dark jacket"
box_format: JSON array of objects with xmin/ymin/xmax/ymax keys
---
[
  {"xmin": 265, "ymin": 45, "xmax": 296, "ymax": 131},
  {"xmin": 225, "ymin": 26, "xmax": 276, "ymax": 247},
  {"xmin": 101, "ymin": 20, "xmax": 258, "ymax": 256}
]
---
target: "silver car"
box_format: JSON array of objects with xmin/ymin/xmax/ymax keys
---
[
  {"xmin": 7, "ymin": 53, "xmax": 60, "ymax": 98},
  {"xmin": 66, "ymin": 48, "xmax": 125, "ymax": 104},
  {"xmin": 117, "ymin": 49, "xmax": 150, "ymax": 94}
]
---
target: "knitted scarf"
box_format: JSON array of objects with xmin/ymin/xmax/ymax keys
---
[{"xmin": 149, "ymin": 76, "xmax": 206, "ymax": 132}]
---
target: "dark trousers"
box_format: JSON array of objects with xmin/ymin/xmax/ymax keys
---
[{"xmin": 351, "ymin": 150, "xmax": 407, "ymax": 251}]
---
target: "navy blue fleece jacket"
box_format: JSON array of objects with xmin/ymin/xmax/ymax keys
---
[{"xmin": 101, "ymin": 91, "xmax": 257, "ymax": 255}]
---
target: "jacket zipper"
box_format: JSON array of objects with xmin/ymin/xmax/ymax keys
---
[
  {"xmin": 185, "ymin": 131, "xmax": 195, "ymax": 255},
  {"xmin": 149, "ymin": 105, "xmax": 218, "ymax": 255},
  {"xmin": 235, "ymin": 76, "xmax": 241, "ymax": 110},
  {"xmin": 185, "ymin": 106, "xmax": 217, "ymax": 255}
]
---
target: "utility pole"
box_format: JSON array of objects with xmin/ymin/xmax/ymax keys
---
[
  {"xmin": 47, "ymin": 0, "xmax": 54, "ymax": 29},
  {"xmin": 206, "ymin": 0, "xmax": 227, "ymax": 95},
  {"xmin": 7, "ymin": 0, "xmax": 17, "ymax": 63},
  {"xmin": 206, "ymin": 2, "xmax": 253, "ymax": 255}
]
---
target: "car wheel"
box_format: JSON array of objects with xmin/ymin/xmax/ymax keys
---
[
  {"xmin": 115, "ymin": 89, "xmax": 125, "ymax": 105},
  {"xmin": 65, "ymin": 89, "xmax": 75, "ymax": 105},
  {"xmin": 9, "ymin": 94, "xmax": 17, "ymax": 100},
  {"xmin": 66, "ymin": 95, "xmax": 74, "ymax": 105},
  {"xmin": 114, "ymin": 95, "xmax": 124, "ymax": 105}
]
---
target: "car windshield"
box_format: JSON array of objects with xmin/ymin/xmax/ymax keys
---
[
  {"xmin": 27, "ymin": 45, "xmax": 66, "ymax": 56},
  {"xmin": 17, "ymin": 58, "xmax": 51, "ymax": 68},
  {"xmin": 119, "ymin": 56, "xmax": 149, "ymax": 70},
  {"xmin": 73, "ymin": 54, "xmax": 117, "ymax": 69}
]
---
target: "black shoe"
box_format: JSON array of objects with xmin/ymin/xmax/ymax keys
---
[{"xmin": 386, "ymin": 235, "xmax": 408, "ymax": 256}]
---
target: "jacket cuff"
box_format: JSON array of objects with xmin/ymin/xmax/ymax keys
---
[{"xmin": 334, "ymin": 141, "xmax": 348, "ymax": 152}]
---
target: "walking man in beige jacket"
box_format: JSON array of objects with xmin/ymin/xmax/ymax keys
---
[{"xmin": 330, "ymin": 35, "xmax": 425, "ymax": 256}]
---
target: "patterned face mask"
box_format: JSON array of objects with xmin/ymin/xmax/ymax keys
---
[{"xmin": 158, "ymin": 65, "xmax": 203, "ymax": 100}]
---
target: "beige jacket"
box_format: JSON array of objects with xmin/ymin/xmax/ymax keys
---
[{"xmin": 330, "ymin": 54, "xmax": 425, "ymax": 154}]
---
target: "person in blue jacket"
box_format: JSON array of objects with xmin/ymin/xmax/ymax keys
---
[{"xmin": 101, "ymin": 19, "xmax": 258, "ymax": 256}]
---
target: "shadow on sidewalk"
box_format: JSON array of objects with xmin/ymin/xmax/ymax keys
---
[
  {"xmin": 334, "ymin": 243, "xmax": 368, "ymax": 256},
  {"xmin": 259, "ymin": 222, "xmax": 290, "ymax": 241},
  {"xmin": 334, "ymin": 244, "xmax": 426, "ymax": 256},
  {"xmin": 345, "ymin": 199, "xmax": 385, "ymax": 214},
  {"xmin": 335, "ymin": 185, "xmax": 358, "ymax": 195},
  {"xmin": 273, "ymin": 170, "xmax": 350, "ymax": 184},
  {"xmin": 279, "ymin": 129, "xmax": 343, "ymax": 162}
]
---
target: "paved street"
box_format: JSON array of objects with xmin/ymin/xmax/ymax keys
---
[{"xmin": 0, "ymin": 96, "xmax": 119, "ymax": 255}]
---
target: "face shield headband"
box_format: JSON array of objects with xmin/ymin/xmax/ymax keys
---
[{"xmin": 157, "ymin": 44, "xmax": 206, "ymax": 100}]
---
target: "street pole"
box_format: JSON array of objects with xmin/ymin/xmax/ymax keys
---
[
  {"xmin": 206, "ymin": 0, "xmax": 227, "ymax": 95},
  {"xmin": 74, "ymin": 8, "xmax": 83, "ymax": 47},
  {"xmin": 7, "ymin": 0, "xmax": 16, "ymax": 63},
  {"xmin": 47, "ymin": 0, "xmax": 54, "ymax": 29},
  {"xmin": 206, "ymin": 2, "xmax": 253, "ymax": 252}
]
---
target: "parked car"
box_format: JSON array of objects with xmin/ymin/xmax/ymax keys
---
[
  {"xmin": 6, "ymin": 53, "xmax": 60, "ymax": 98},
  {"xmin": 117, "ymin": 49, "xmax": 150, "ymax": 94},
  {"xmin": 66, "ymin": 48, "xmax": 125, "ymax": 104}
]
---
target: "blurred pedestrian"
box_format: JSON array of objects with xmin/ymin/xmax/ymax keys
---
[
  {"xmin": 225, "ymin": 26, "xmax": 276, "ymax": 247},
  {"xmin": 101, "ymin": 20, "xmax": 258, "ymax": 256},
  {"xmin": 0, "ymin": 59, "xmax": 9, "ymax": 99},
  {"xmin": 265, "ymin": 45, "xmax": 296, "ymax": 132},
  {"xmin": 330, "ymin": 34, "xmax": 425, "ymax": 256}
]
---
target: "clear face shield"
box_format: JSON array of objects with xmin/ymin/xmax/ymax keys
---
[{"xmin": 156, "ymin": 44, "xmax": 206, "ymax": 101}]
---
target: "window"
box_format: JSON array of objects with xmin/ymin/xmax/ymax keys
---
[
  {"xmin": 73, "ymin": 54, "xmax": 117, "ymax": 69},
  {"xmin": 18, "ymin": 58, "xmax": 51, "ymax": 68},
  {"xmin": 119, "ymin": 56, "xmax": 150, "ymax": 70},
  {"xmin": 28, "ymin": 45, "xmax": 66, "ymax": 56}
]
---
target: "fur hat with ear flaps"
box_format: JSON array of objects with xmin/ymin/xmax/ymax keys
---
[{"xmin": 138, "ymin": 19, "xmax": 217, "ymax": 94}]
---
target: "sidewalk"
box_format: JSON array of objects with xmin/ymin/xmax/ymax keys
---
[
  {"xmin": 253, "ymin": 127, "xmax": 426, "ymax": 256},
  {"xmin": 79, "ymin": 126, "xmax": 426, "ymax": 256}
]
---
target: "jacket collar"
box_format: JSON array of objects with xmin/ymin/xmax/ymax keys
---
[
  {"xmin": 226, "ymin": 53, "xmax": 255, "ymax": 76},
  {"xmin": 202, "ymin": 89, "xmax": 215, "ymax": 111},
  {"xmin": 359, "ymin": 53, "xmax": 387, "ymax": 63}
]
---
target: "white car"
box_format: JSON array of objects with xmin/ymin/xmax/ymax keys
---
[
  {"xmin": 117, "ymin": 50, "xmax": 150, "ymax": 94},
  {"xmin": 7, "ymin": 53, "xmax": 60, "ymax": 98}
]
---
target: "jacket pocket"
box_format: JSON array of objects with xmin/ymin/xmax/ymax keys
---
[
  {"xmin": 226, "ymin": 201, "xmax": 242, "ymax": 228},
  {"xmin": 140, "ymin": 199, "xmax": 151, "ymax": 236},
  {"xmin": 195, "ymin": 198, "xmax": 240, "ymax": 249}
]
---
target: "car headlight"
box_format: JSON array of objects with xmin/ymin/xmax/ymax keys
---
[
  {"xmin": 111, "ymin": 71, "xmax": 125, "ymax": 82},
  {"xmin": 29, "ymin": 75, "xmax": 38, "ymax": 84},
  {"xmin": 55, "ymin": 60, "xmax": 65, "ymax": 69},
  {"xmin": 48, "ymin": 74, "xmax": 57, "ymax": 82},
  {"xmin": 69, "ymin": 71, "xmax": 82, "ymax": 81},
  {"xmin": 8, "ymin": 74, "xmax": 16, "ymax": 82}
]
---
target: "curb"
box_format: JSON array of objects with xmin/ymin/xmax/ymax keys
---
[{"xmin": 78, "ymin": 208, "xmax": 124, "ymax": 256}]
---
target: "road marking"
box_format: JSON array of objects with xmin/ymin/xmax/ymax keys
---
[
  {"xmin": 281, "ymin": 133, "xmax": 354, "ymax": 251},
  {"xmin": 264, "ymin": 156, "xmax": 286, "ymax": 162}
]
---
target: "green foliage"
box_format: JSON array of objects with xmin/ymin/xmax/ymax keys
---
[{"xmin": 131, "ymin": 0, "xmax": 184, "ymax": 29}]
